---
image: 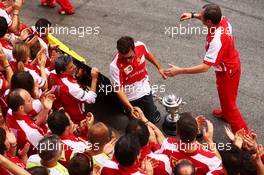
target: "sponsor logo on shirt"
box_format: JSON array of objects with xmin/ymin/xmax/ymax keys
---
[{"xmin": 124, "ymin": 65, "xmax": 133, "ymax": 75}]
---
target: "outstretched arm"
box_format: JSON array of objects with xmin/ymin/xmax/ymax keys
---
[{"xmin": 164, "ymin": 63, "xmax": 211, "ymax": 77}]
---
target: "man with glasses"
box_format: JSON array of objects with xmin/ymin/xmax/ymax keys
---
[{"xmin": 109, "ymin": 36, "xmax": 167, "ymax": 124}]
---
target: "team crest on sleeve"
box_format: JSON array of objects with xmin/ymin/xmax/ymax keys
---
[
  {"xmin": 124, "ymin": 65, "xmax": 133, "ymax": 75},
  {"xmin": 170, "ymin": 156, "xmax": 178, "ymax": 168}
]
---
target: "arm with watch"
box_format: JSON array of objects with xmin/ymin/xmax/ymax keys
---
[
  {"xmin": 8, "ymin": 0, "xmax": 23, "ymax": 33},
  {"xmin": 180, "ymin": 11, "xmax": 202, "ymax": 21}
]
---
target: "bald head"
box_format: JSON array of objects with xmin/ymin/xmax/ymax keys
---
[
  {"xmin": 88, "ymin": 122, "xmax": 110, "ymax": 148},
  {"xmin": 7, "ymin": 88, "xmax": 33, "ymax": 113}
]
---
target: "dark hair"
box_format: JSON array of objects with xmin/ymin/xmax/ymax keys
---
[
  {"xmin": 30, "ymin": 40, "xmax": 41, "ymax": 59},
  {"xmin": 55, "ymin": 55, "xmax": 73, "ymax": 74},
  {"xmin": 125, "ymin": 119, "xmax": 150, "ymax": 147},
  {"xmin": 219, "ymin": 144, "xmax": 257, "ymax": 175},
  {"xmin": 202, "ymin": 4, "xmax": 222, "ymax": 25},
  {"xmin": 47, "ymin": 110, "xmax": 70, "ymax": 136},
  {"xmin": 7, "ymin": 89, "xmax": 25, "ymax": 112},
  {"xmin": 114, "ymin": 134, "xmax": 140, "ymax": 167},
  {"xmin": 117, "ymin": 36, "xmax": 135, "ymax": 54},
  {"xmin": 35, "ymin": 18, "xmax": 51, "ymax": 34},
  {"xmin": 0, "ymin": 128, "xmax": 7, "ymax": 155},
  {"xmin": 11, "ymin": 72, "xmax": 35, "ymax": 98},
  {"xmin": 68, "ymin": 153, "xmax": 93, "ymax": 175},
  {"xmin": 27, "ymin": 166, "xmax": 50, "ymax": 175},
  {"xmin": 37, "ymin": 135, "xmax": 61, "ymax": 162},
  {"xmin": 176, "ymin": 113, "xmax": 198, "ymax": 143},
  {"xmin": 173, "ymin": 159, "xmax": 196, "ymax": 175},
  {"xmin": 0, "ymin": 17, "xmax": 8, "ymax": 38}
]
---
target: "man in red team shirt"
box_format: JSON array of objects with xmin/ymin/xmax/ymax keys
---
[
  {"xmin": 110, "ymin": 36, "xmax": 167, "ymax": 124},
  {"xmin": 164, "ymin": 4, "xmax": 248, "ymax": 133},
  {"xmin": 156, "ymin": 113, "xmax": 224, "ymax": 175}
]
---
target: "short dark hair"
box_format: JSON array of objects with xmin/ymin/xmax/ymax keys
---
[
  {"xmin": 7, "ymin": 89, "xmax": 25, "ymax": 112},
  {"xmin": 55, "ymin": 55, "xmax": 73, "ymax": 74},
  {"xmin": 37, "ymin": 135, "xmax": 61, "ymax": 162},
  {"xmin": 219, "ymin": 144, "xmax": 257, "ymax": 175},
  {"xmin": 0, "ymin": 17, "xmax": 8, "ymax": 38},
  {"xmin": 11, "ymin": 72, "xmax": 35, "ymax": 98},
  {"xmin": 35, "ymin": 18, "xmax": 51, "ymax": 34},
  {"xmin": 30, "ymin": 40, "xmax": 41, "ymax": 59},
  {"xmin": 117, "ymin": 36, "xmax": 135, "ymax": 54},
  {"xmin": 47, "ymin": 110, "xmax": 70, "ymax": 136},
  {"xmin": 173, "ymin": 159, "xmax": 196, "ymax": 175},
  {"xmin": 68, "ymin": 153, "xmax": 93, "ymax": 175},
  {"xmin": 125, "ymin": 119, "xmax": 150, "ymax": 147},
  {"xmin": 0, "ymin": 128, "xmax": 7, "ymax": 155},
  {"xmin": 202, "ymin": 4, "xmax": 222, "ymax": 25},
  {"xmin": 27, "ymin": 166, "xmax": 50, "ymax": 175},
  {"xmin": 114, "ymin": 134, "xmax": 140, "ymax": 167},
  {"xmin": 176, "ymin": 113, "xmax": 198, "ymax": 143}
]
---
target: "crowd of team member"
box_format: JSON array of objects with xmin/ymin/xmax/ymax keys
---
[{"xmin": 0, "ymin": 0, "xmax": 263, "ymax": 175}]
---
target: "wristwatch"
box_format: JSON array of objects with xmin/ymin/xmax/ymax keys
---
[{"xmin": 191, "ymin": 12, "xmax": 195, "ymax": 18}]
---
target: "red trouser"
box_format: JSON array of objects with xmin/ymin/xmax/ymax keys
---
[
  {"xmin": 56, "ymin": 0, "xmax": 74, "ymax": 12},
  {"xmin": 41, "ymin": 0, "xmax": 74, "ymax": 12},
  {"xmin": 215, "ymin": 69, "xmax": 248, "ymax": 133}
]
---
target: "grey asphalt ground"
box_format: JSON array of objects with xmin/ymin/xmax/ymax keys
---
[{"xmin": 21, "ymin": 0, "xmax": 264, "ymax": 144}]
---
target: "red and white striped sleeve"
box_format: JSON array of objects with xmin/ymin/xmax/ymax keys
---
[{"xmin": 62, "ymin": 78, "xmax": 97, "ymax": 104}]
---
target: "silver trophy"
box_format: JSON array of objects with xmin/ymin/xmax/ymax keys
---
[{"xmin": 161, "ymin": 94, "xmax": 186, "ymax": 136}]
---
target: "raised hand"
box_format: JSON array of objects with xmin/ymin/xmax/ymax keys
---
[
  {"xmin": 180, "ymin": 12, "xmax": 192, "ymax": 21},
  {"xmin": 91, "ymin": 67, "xmax": 99, "ymax": 80},
  {"xmin": 202, "ymin": 120, "xmax": 214, "ymax": 143}
]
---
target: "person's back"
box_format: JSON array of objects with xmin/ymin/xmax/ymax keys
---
[
  {"xmin": 27, "ymin": 154, "xmax": 68, "ymax": 175},
  {"xmin": 101, "ymin": 135, "xmax": 148, "ymax": 175},
  {"xmin": 205, "ymin": 16, "xmax": 240, "ymax": 71},
  {"xmin": 27, "ymin": 135, "xmax": 69, "ymax": 175},
  {"xmin": 157, "ymin": 113, "xmax": 224, "ymax": 175}
]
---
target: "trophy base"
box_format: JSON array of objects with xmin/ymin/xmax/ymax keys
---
[{"xmin": 162, "ymin": 113, "xmax": 180, "ymax": 136}]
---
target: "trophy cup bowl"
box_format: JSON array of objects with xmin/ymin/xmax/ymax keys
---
[{"xmin": 162, "ymin": 94, "xmax": 185, "ymax": 136}]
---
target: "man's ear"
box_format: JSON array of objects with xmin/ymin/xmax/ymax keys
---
[
  {"xmin": 65, "ymin": 125, "xmax": 71, "ymax": 134},
  {"xmin": 18, "ymin": 105, "xmax": 24, "ymax": 112}
]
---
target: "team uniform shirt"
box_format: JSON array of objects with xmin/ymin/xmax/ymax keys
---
[
  {"xmin": 203, "ymin": 17, "xmax": 240, "ymax": 73},
  {"xmin": 24, "ymin": 64, "xmax": 46, "ymax": 90},
  {"xmin": 54, "ymin": 74, "xmax": 97, "ymax": 123},
  {"xmin": 0, "ymin": 38, "xmax": 14, "ymax": 61},
  {"xmin": 110, "ymin": 41, "xmax": 151, "ymax": 101},
  {"xmin": 156, "ymin": 138, "xmax": 224, "ymax": 175},
  {"xmin": 6, "ymin": 113, "xmax": 45, "ymax": 149},
  {"xmin": 92, "ymin": 153, "xmax": 111, "ymax": 173},
  {"xmin": 0, "ymin": 8, "xmax": 12, "ymax": 27},
  {"xmin": 27, "ymin": 154, "xmax": 69, "ymax": 175},
  {"xmin": 0, "ymin": 75, "xmax": 8, "ymax": 113},
  {"xmin": 0, "ymin": 74, "xmax": 7, "ymax": 95},
  {"xmin": 0, "ymin": 6, "xmax": 14, "ymax": 61},
  {"xmin": 59, "ymin": 134, "xmax": 90, "ymax": 167},
  {"xmin": 101, "ymin": 159, "xmax": 147, "ymax": 175},
  {"xmin": 136, "ymin": 144, "xmax": 172, "ymax": 175},
  {"xmin": 9, "ymin": 61, "xmax": 46, "ymax": 93},
  {"xmin": 0, "ymin": 153, "xmax": 26, "ymax": 175}
]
